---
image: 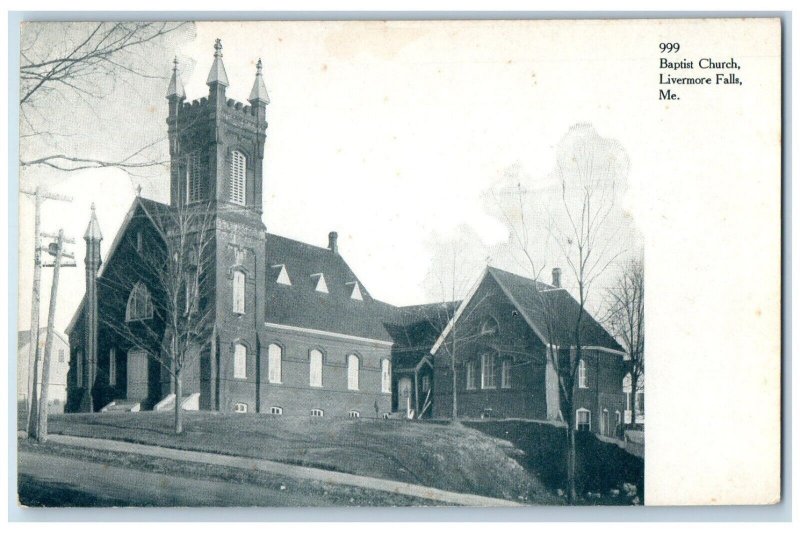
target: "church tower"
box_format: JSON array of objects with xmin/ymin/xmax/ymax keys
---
[
  {"xmin": 166, "ymin": 40, "xmax": 268, "ymax": 220},
  {"xmin": 166, "ymin": 40, "xmax": 270, "ymax": 411}
]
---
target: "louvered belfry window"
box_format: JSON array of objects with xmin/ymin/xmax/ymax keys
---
[
  {"xmin": 186, "ymin": 152, "xmax": 206, "ymax": 203},
  {"xmin": 229, "ymin": 150, "xmax": 246, "ymax": 206}
]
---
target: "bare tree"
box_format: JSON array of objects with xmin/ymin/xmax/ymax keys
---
[
  {"xmin": 551, "ymin": 124, "xmax": 628, "ymax": 500},
  {"xmin": 100, "ymin": 200, "xmax": 215, "ymax": 434},
  {"xmin": 490, "ymin": 124, "xmax": 629, "ymax": 502},
  {"xmin": 20, "ymin": 22, "xmax": 191, "ymax": 175},
  {"xmin": 604, "ymin": 256, "xmax": 644, "ymax": 429},
  {"xmin": 418, "ymin": 228, "xmax": 495, "ymax": 422}
]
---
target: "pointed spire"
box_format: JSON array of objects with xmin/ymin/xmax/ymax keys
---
[
  {"xmin": 166, "ymin": 56, "xmax": 185, "ymax": 99},
  {"xmin": 248, "ymin": 58, "xmax": 270, "ymax": 105},
  {"xmin": 84, "ymin": 203, "xmax": 103, "ymax": 241},
  {"xmin": 206, "ymin": 38, "xmax": 229, "ymax": 87}
]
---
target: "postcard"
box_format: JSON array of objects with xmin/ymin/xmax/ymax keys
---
[{"xmin": 14, "ymin": 18, "xmax": 781, "ymax": 508}]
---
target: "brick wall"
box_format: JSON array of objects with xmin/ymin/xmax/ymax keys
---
[
  {"xmin": 218, "ymin": 325, "xmax": 392, "ymax": 417},
  {"xmin": 431, "ymin": 275, "xmax": 548, "ymax": 419}
]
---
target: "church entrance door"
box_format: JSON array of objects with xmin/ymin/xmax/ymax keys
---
[{"xmin": 127, "ymin": 349, "xmax": 149, "ymax": 400}]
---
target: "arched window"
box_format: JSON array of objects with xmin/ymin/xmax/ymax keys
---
[
  {"xmin": 381, "ymin": 359, "xmax": 391, "ymax": 393},
  {"xmin": 480, "ymin": 317, "xmax": 499, "ymax": 336},
  {"xmin": 126, "ymin": 282, "xmax": 153, "ymax": 322},
  {"xmin": 232, "ymin": 270, "xmax": 245, "ymax": 314},
  {"xmin": 578, "ymin": 359, "xmax": 588, "ymax": 388},
  {"xmin": 229, "ymin": 150, "xmax": 246, "ymax": 205},
  {"xmin": 186, "ymin": 152, "xmax": 206, "ymax": 203},
  {"xmin": 309, "ymin": 349, "xmax": 323, "ymax": 387},
  {"xmin": 347, "ymin": 354, "xmax": 360, "ymax": 391},
  {"xmin": 268, "ymin": 344, "xmax": 282, "ymax": 384},
  {"xmin": 234, "ymin": 343, "xmax": 247, "ymax": 379}
]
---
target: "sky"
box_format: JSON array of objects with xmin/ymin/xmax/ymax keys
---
[{"xmin": 18, "ymin": 20, "xmax": 656, "ymax": 332}]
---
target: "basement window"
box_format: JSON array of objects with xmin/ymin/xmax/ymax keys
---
[
  {"xmin": 311, "ymin": 408, "xmax": 324, "ymax": 417},
  {"xmin": 234, "ymin": 402, "xmax": 248, "ymax": 413},
  {"xmin": 348, "ymin": 410, "xmax": 360, "ymax": 419},
  {"xmin": 270, "ymin": 406, "xmax": 283, "ymax": 415}
]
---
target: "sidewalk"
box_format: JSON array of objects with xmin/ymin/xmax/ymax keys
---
[{"xmin": 48, "ymin": 434, "xmax": 523, "ymax": 507}]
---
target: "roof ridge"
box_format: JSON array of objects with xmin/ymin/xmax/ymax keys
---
[
  {"xmin": 266, "ymin": 232, "xmax": 332, "ymax": 253},
  {"xmin": 487, "ymin": 265, "xmax": 555, "ymax": 289}
]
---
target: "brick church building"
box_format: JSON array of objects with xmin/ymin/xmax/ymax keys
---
[{"xmin": 65, "ymin": 41, "xmax": 631, "ymax": 435}]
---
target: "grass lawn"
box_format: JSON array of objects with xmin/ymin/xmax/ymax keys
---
[{"xmin": 48, "ymin": 412, "xmax": 558, "ymax": 504}]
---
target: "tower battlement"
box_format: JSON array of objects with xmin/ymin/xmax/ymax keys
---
[{"xmin": 166, "ymin": 40, "xmax": 269, "ymax": 213}]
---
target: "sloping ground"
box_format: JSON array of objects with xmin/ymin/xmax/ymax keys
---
[
  {"xmin": 48, "ymin": 412, "xmax": 558, "ymax": 504},
  {"xmin": 466, "ymin": 420, "xmax": 644, "ymax": 504}
]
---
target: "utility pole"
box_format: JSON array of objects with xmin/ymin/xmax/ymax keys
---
[
  {"xmin": 32, "ymin": 229, "xmax": 76, "ymax": 443},
  {"xmin": 20, "ymin": 187, "xmax": 71, "ymax": 436}
]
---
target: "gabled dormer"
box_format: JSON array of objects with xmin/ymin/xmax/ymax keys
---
[
  {"xmin": 311, "ymin": 273, "xmax": 328, "ymax": 294},
  {"xmin": 272, "ymin": 264, "xmax": 292, "ymax": 286},
  {"xmin": 347, "ymin": 281, "xmax": 364, "ymax": 301}
]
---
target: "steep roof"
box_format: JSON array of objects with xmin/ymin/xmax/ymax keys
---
[
  {"xmin": 66, "ymin": 197, "xmax": 170, "ymax": 335},
  {"xmin": 487, "ymin": 267, "xmax": 623, "ymax": 351},
  {"xmin": 430, "ymin": 266, "xmax": 624, "ymax": 355},
  {"xmin": 18, "ymin": 328, "xmax": 69, "ymax": 348},
  {"xmin": 384, "ymin": 301, "xmax": 460, "ymax": 370},
  {"xmin": 264, "ymin": 233, "xmax": 397, "ymax": 343}
]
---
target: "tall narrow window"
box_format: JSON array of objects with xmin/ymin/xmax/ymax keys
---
[
  {"xmin": 58, "ymin": 349, "xmax": 65, "ymax": 363},
  {"xmin": 466, "ymin": 360, "xmax": 476, "ymax": 390},
  {"xmin": 109, "ymin": 348, "xmax": 117, "ymax": 386},
  {"xmin": 576, "ymin": 408, "xmax": 591, "ymax": 432},
  {"xmin": 126, "ymin": 282, "xmax": 153, "ymax": 321},
  {"xmin": 381, "ymin": 359, "xmax": 391, "ymax": 393},
  {"xmin": 309, "ymin": 349, "xmax": 323, "ymax": 387},
  {"xmin": 186, "ymin": 152, "xmax": 206, "ymax": 203},
  {"xmin": 229, "ymin": 150, "xmax": 246, "ymax": 205},
  {"xmin": 501, "ymin": 358, "xmax": 511, "ymax": 389},
  {"xmin": 578, "ymin": 359, "xmax": 588, "ymax": 388},
  {"xmin": 234, "ymin": 344, "xmax": 247, "ymax": 379},
  {"xmin": 184, "ymin": 272, "xmax": 197, "ymax": 315},
  {"xmin": 76, "ymin": 350, "xmax": 83, "ymax": 387},
  {"xmin": 623, "ymin": 372, "xmax": 632, "ymax": 423},
  {"xmin": 232, "ymin": 271, "xmax": 245, "ymax": 314},
  {"xmin": 268, "ymin": 344, "xmax": 282, "ymax": 384},
  {"xmin": 347, "ymin": 354, "xmax": 359, "ymax": 391},
  {"xmin": 481, "ymin": 353, "xmax": 496, "ymax": 389},
  {"xmin": 421, "ymin": 375, "xmax": 431, "ymax": 393}
]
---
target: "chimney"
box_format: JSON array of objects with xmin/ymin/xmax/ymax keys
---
[
  {"xmin": 552, "ymin": 267, "xmax": 562, "ymax": 288},
  {"xmin": 328, "ymin": 231, "xmax": 338, "ymax": 254}
]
